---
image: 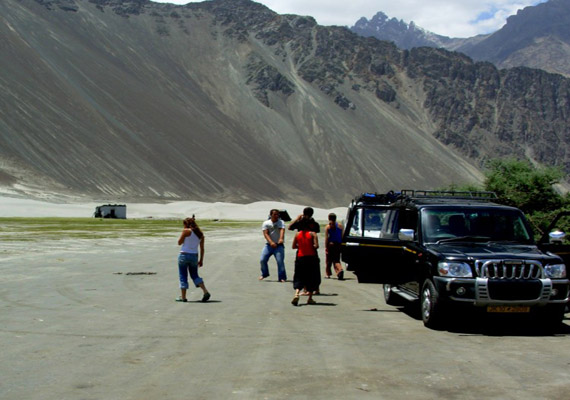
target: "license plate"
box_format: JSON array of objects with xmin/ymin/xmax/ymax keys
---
[{"xmin": 487, "ymin": 306, "xmax": 530, "ymax": 313}]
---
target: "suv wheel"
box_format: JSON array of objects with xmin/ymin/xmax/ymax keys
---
[
  {"xmin": 421, "ymin": 279, "xmax": 446, "ymax": 329},
  {"xmin": 383, "ymin": 284, "xmax": 400, "ymax": 306}
]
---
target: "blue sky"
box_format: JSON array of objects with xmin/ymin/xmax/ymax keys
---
[{"xmin": 151, "ymin": 0, "xmax": 548, "ymax": 37}]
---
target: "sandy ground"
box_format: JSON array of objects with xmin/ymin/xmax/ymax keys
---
[
  {"xmin": 1, "ymin": 225, "xmax": 570, "ymax": 399},
  {"xmin": 0, "ymin": 195, "xmax": 347, "ymax": 221},
  {"xmin": 1, "ymin": 196, "xmax": 570, "ymax": 399}
]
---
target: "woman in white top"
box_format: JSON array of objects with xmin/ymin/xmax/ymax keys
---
[{"xmin": 176, "ymin": 216, "xmax": 210, "ymax": 302}]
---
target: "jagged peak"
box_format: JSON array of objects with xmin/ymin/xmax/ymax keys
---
[
  {"xmin": 353, "ymin": 10, "xmax": 437, "ymax": 37},
  {"xmin": 370, "ymin": 11, "xmax": 389, "ymax": 22}
]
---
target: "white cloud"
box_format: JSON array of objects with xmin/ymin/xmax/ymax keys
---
[{"xmin": 151, "ymin": 0, "xmax": 547, "ymax": 37}]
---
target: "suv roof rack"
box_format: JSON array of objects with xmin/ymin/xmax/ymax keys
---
[
  {"xmin": 354, "ymin": 191, "xmax": 400, "ymax": 205},
  {"xmin": 400, "ymin": 190, "xmax": 498, "ymax": 202}
]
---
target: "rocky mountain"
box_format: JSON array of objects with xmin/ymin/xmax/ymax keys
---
[
  {"xmin": 1, "ymin": 0, "xmax": 569, "ymax": 207},
  {"xmin": 462, "ymin": 0, "xmax": 570, "ymax": 76},
  {"xmin": 351, "ymin": 0, "xmax": 570, "ymax": 78},
  {"xmin": 351, "ymin": 11, "xmax": 487, "ymax": 52}
]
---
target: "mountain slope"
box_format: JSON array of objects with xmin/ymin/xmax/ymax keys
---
[
  {"xmin": 1, "ymin": 0, "xmax": 569, "ymax": 207},
  {"xmin": 460, "ymin": 0, "xmax": 570, "ymax": 76}
]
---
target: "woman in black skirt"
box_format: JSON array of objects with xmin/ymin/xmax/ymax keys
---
[{"xmin": 291, "ymin": 219, "xmax": 320, "ymax": 306}]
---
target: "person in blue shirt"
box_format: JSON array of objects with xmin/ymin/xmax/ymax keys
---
[{"xmin": 324, "ymin": 213, "xmax": 344, "ymax": 280}]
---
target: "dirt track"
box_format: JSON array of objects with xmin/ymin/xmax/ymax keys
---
[{"xmin": 1, "ymin": 226, "xmax": 569, "ymax": 399}]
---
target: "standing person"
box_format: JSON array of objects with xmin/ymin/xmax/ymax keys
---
[
  {"xmin": 259, "ymin": 209, "xmax": 287, "ymax": 282},
  {"xmin": 289, "ymin": 206, "xmax": 320, "ymax": 233},
  {"xmin": 291, "ymin": 219, "xmax": 321, "ymax": 306},
  {"xmin": 176, "ymin": 216, "xmax": 210, "ymax": 302},
  {"xmin": 325, "ymin": 213, "xmax": 344, "ymax": 280},
  {"xmin": 289, "ymin": 207, "xmax": 322, "ymax": 294}
]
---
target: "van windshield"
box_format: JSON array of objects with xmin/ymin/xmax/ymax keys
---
[{"xmin": 421, "ymin": 208, "xmax": 533, "ymax": 244}]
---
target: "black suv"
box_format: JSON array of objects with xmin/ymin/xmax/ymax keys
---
[{"xmin": 341, "ymin": 191, "xmax": 569, "ymax": 329}]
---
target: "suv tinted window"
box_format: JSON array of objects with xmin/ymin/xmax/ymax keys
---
[
  {"xmin": 380, "ymin": 210, "xmax": 398, "ymax": 238},
  {"xmin": 363, "ymin": 208, "xmax": 387, "ymax": 238},
  {"xmin": 400, "ymin": 209, "xmax": 418, "ymax": 230},
  {"xmin": 348, "ymin": 208, "xmax": 363, "ymax": 237},
  {"xmin": 348, "ymin": 207, "xmax": 388, "ymax": 238}
]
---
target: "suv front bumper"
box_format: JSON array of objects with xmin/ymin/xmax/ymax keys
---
[{"xmin": 434, "ymin": 276, "xmax": 570, "ymax": 306}]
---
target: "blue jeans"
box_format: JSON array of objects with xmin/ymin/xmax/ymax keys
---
[
  {"xmin": 260, "ymin": 243, "xmax": 286, "ymax": 281},
  {"xmin": 178, "ymin": 253, "xmax": 203, "ymax": 289}
]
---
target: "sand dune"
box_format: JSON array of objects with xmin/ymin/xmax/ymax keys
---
[{"xmin": 0, "ymin": 195, "xmax": 347, "ymax": 221}]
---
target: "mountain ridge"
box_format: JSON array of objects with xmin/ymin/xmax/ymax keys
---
[
  {"xmin": 465, "ymin": 0, "xmax": 570, "ymax": 76},
  {"xmin": 1, "ymin": 0, "xmax": 569, "ymax": 207},
  {"xmin": 351, "ymin": 0, "xmax": 570, "ymax": 77},
  {"xmin": 351, "ymin": 11, "xmax": 488, "ymax": 51}
]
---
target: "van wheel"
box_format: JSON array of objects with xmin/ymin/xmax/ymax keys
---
[
  {"xmin": 421, "ymin": 280, "xmax": 446, "ymax": 329},
  {"xmin": 383, "ymin": 284, "xmax": 401, "ymax": 306}
]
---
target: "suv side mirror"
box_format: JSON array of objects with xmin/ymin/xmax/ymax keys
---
[
  {"xmin": 398, "ymin": 229, "xmax": 415, "ymax": 241},
  {"xmin": 549, "ymin": 229, "xmax": 566, "ymax": 244}
]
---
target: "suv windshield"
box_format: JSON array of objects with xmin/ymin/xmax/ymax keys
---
[{"xmin": 421, "ymin": 208, "xmax": 533, "ymax": 244}]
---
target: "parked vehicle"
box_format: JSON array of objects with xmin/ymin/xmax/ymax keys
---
[
  {"xmin": 341, "ymin": 191, "xmax": 569, "ymax": 329},
  {"xmin": 537, "ymin": 211, "xmax": 570, "ymax": 267},
  {"xmin": 93, "ymin": 204, "xmax": 126, "ymax": 219}
]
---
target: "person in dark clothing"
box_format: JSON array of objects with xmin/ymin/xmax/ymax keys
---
[
  {"xmin": 288, "ymin": 207, "xmax": 320, "ymax": 233},
  {"xmin": 289, "ymin": 207, "xmax": 322, "ymax": 295},
  {"xmin": 325, "ymin": 213, "xmax": 344, "ymax": 280},
  {"xmin": 291, "ymin": 219, "xmax": 321, "ymax": 306}
]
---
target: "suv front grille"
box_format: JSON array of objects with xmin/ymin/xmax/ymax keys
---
[{"xmin": 475, "ymin": 260, "xmax": 543, "ymax": 280}]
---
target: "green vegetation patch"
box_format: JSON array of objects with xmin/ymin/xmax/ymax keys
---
[
  {"xmin": 0, "ymin": 218, "xmax": 259, "ymax": 242},
  {"xmin": 443, "ymin": 158, "xmax": 570, "ymax": 238}
]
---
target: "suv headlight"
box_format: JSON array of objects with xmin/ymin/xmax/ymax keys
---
[
  {"xmin": 438, "ymin": 261, "xmax": 473, "ymax": 277},
  {"xmin": 544, "ymin": 264, "xmax": 566, "ymax": 279}
]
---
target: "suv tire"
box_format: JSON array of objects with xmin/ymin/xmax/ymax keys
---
[
  {"xmin": 421, "ymin": 279, "xmax": 446, "ymax": 329},
  {"xmin": 383, "ymin": 284, "xmax": 401, "ymax": 306}
]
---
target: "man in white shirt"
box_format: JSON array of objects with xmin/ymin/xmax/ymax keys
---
[{"xmin": 259, "ymin": 209, "xmax": 287, "ymax": 282}]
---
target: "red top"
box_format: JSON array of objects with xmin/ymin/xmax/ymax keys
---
[{"xmin": 296, "ymin": 231, "xmax": 316, "ymax": 257}]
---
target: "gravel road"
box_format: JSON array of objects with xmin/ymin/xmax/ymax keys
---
[{"xmin": 1, "ymin": 226, "xmax": 569, "ymax": 399}]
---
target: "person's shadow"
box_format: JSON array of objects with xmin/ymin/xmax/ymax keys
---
[
  {"xmin": 302, "ymin": 292, "xmax": 337, "ymax": 306},
  {"xmin": 298, "ymin": 302, "xmax": 336, "ymax": 307},
  {"xmin": 186, "ymin": 300, "xmax": 222, "ymax": 304}
]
